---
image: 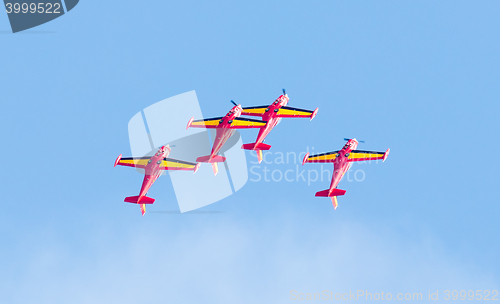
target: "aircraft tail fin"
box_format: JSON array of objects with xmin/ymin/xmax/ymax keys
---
[
  {"xmin": 331, "ymin": 196, "xmax": 338, "ymax": 210},
  {"xmin": 241, "ymin": 143, "xmax": 271, "ymax": 151},
  {"xmin": 242, "ymin": 143, "xmax": 271, "ymax": 163},
  {"xmin": 315, "ymin": 188, "xmax": 346, "ymax": 197},
  {"xmin": 256, "ymin": 150, "xmax": 263, "ymax": 164},
  {"xmin": 124, "ymin": 195, "xmax": 155, "ymax": 204},
  {"xmin": 124, "ymin": 195, "xmax": 155, "ymax": 215},
  {"xmin": 315, "ymin": 189, "xmax": 346, "ymax": 210},
  {"xmin": 196, "ymin": 155, "xmax": 226, "ymax": 163}
]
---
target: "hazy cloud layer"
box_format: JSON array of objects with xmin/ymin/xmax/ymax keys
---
[{"xmin": 3, "ymin": 212, "xmax": 497, "ymax": 304}]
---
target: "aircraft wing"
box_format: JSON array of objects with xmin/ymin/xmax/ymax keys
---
[
  {"xmin": 189, "ymin": 117, "xmax": 224, "ymax": 128},
  {"xmin": 115, "ymin": 157, "xmax": 149, "ymax": 169},
  {"xmin": 240, "ymin": 106, "xmax": 269, "ymax": 117},
  {"xmin": 276, "ymin": 106, "xmax": 318, "ymax": 119},
  {"xmin": 162, "ymin": 158, "xmax": 199, "ymax": 171},
  {"xmin": 347, "ymin": 149, "xmax": 390, "ymax": 162},
  {"xmin": 229, "ymin": 117, "xmax": 267, "ymax": 128},
  {"xmin": 302, "ymin": 150, "xmax": 340, "ymax": 164},
  {"xmin": 188, "ymin": 117, "xmax": 266, "ymax": 129}
]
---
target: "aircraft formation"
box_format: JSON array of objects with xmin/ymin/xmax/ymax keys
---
[{"xmin": 115, "ymin": 90, "xmax": 389, "ymax": 215}]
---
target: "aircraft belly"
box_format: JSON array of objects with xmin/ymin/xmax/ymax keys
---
[
  {"xmin": 212, "ymin": 128, "xmax": 233, "ymax": 156},
  {"xmin": 255, "ymin": 120, "xmax": 274, "ymax": 144},
  {"xmin": 139, "ymin": 174, "xmax": 156, "ymax": 197},
  {"xmin": 330, "ymin": 161, "xmax": 348, "ymax": 191}
]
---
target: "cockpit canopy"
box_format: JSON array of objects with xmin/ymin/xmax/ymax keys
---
[{"xmin": 343, "ymin": 141, "xmax": 354, "ymax": 149}]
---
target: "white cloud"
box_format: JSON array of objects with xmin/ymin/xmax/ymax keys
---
[{"xmin": 3, "ymin": 213, "xmax": 497, "ymax": 304}]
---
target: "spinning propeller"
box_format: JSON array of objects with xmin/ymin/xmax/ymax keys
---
[{"xmin": 344, "ymin": 138, "xmax": 365, "ymax": 143}]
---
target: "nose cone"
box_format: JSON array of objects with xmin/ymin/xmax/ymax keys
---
[
  {"xmin": 282, "ymin": 95, "xmax": 289, "ymax": 105},
  {"xmin": 161, "ymin": 145, "xmax": 171, "ymax": 154},
  {"xmin": 234, "ymin": 105, "xmax": 243, "ymax": 115}
]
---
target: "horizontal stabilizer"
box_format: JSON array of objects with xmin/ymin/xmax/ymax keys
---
[
  {"xmin": 196, "ymin": 155, "xmax": 226, "ymax": 163},
  {"xmin": 241, "ymin": 143, "xmax": 271, "ymax": 151},
  {"xmin": 315, "ymin": 188, "xmax": 346, "ymax": 197},
  {"xmin": 124, "ymin": 195, "xmax": 155, "ymax": 204}
]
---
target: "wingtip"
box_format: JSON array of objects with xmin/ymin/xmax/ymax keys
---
[
  {"xmin": 310, "ymin": 108, "xmax": 319, "ymax": 121},
  {"xmin": 114, "ymin": 154, "xmax": 122, "ymax": 167},
  {"xmin": 186, "ymin": 117, "xmax": 194, "ymax": 130},
  {"xmin": 302, "ymin": 152, "xmax": 310, "ymax": 166},
  {"xmin": 383, "ymin": 148, "xmax": 390, "ymax": 162}
]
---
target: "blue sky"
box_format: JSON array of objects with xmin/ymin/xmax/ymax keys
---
[{"xmin": 1, "ymin": 1, "xmax": 499, "ymax": 303}]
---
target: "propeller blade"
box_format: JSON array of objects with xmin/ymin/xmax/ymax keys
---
[
  {"xmin": 230, "ymin": 100, "xmax": 237, "ymax": 106},
  {"xmin": 282, "ymin": 88, "xmax": 286, "ymax": 96},
  {"xmin": 343, "ymin": 138, "xmax": 365, "ymax": 143}
]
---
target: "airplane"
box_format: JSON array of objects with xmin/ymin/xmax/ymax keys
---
[
  {"xmin": 186, "ymin": 103, "xmax": 267, "ymax": 175},
  {"xmin": 239, "ymin": 89, "xmax": 319, "ymax": 163},
  {"xmin": 114, "ymin": 145, "xmax": 200, "ymax": 215},
  {"xmin": 301, "ymin": 138, "xmax": 389, "ymax": 210}
]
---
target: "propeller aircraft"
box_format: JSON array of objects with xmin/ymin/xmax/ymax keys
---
[
  {"xmin": 114, "ymin": 145, "xmax": 200, "ymax": 215},
  {"xmin": 240, "ymin": 89, "xmax": 319, "ymax": 163},
  {"xmin": 302, "ymin": 138, "xmax": 389, "ymax": 210},
  {"xmin": 186, "ymin": 103, "xmax": 267, "ymax": 175}
]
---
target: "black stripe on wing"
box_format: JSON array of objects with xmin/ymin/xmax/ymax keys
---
[
  {"xmin": 164, "ymin": 158, "xmax": 197, "ymax": 166},
  {"xmin": 242, "ymin": 106, "xmax": 269, "ymax": 110},
  {"xmin": 281, "ymin": 106, "xmax": 314, "ymax": 113},
  {"xmin": 235, "ymin": 117, "xmax": 266, "ymax": 123},
  {"xmin": 192, "ymin": 117, "xmax": 224, "ymax": 122},
  {"xmin": 351, "ymin": 150, "xmax": 385, "ymax": 155},
  {"xmin": 308, "ymin": 150, "xmax": 339, "ymax": 158}
]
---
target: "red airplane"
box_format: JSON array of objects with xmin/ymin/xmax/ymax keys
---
[
  {"xmin": 186, "ymin": 103, "xmax": 267, "ymax": 175},
  {"xmin": 114, "ymin": 145, "xmax": 200, "ymax": 215},
  {"xmin": 240, "ymin": 89, "xmax": 318, "ymax": 163},
  {"xmin": 302, "ymin": 138, "xmax": 390, "ymax": 210}
]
